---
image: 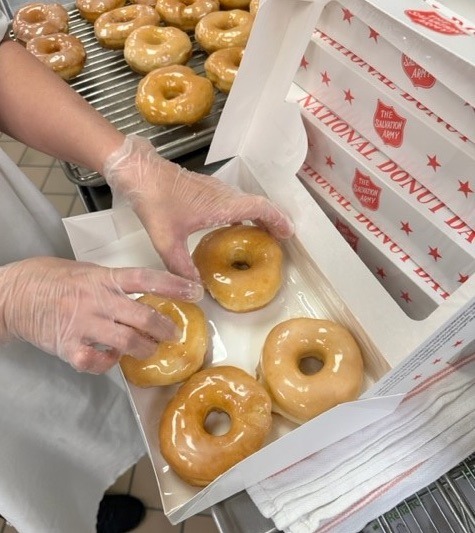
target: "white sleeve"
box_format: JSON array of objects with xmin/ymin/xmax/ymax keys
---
[{"xmin": 0, "ymin": 11, "xmax": 8, "ymax": 41}]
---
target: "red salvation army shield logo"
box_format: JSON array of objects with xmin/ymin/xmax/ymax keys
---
[
  {"xmin": 404, "ymin": 10, "xmax": 468, "ymax": 35},
  {"xmin": 373, "ymin": 100, "xmax": 407, "ymax": 148},
  {"xmin": 335, "ymin": 218, "xmax": 359, "ymax": 252},
  {"xmin": 401, "ymin": 54, "xmax": 436, "ymax": 89},
  {"xmin": 352, "ymin": 169, "xmax": 382, "ymax": 211}
]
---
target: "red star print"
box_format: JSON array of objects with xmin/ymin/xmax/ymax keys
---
[
  {"xmin": 432, "ymin": 359, "xmax": 441, "ymax": 364},
  {"xmin": 458, "ymin": 273, "xmax": 469, "ymax": 284},
  {"xmin": 321, "ymin": 71, "xmax": 331, "ymax": 86},
  {"xmin": 427, "ymin": 155, "xmax": 441, "ymax": 171},
  {"xmin": 344, "ymin": 89, "xmax": 354, "ymax": 104},
  {"xmin": 453, "ymin": 340, "xmax": 463, "ymax": 347},
  {"xmin": 300, "ymin": 56, "xmax": 309, "ymax": 70},
  {"xmin": 458, "ymin": 180, "xmax": 473, "ymax": 198},
  {"xmin": 325, "ymin": 155, "xmax": 335, "ymax": 168},
  {"xmin": 376, "ymin": 267, "xmax": 386, "ymax": 278},
  {"xmin": 428, "ymin": 247, "xmax": 442, "ymax": 261},
  {"xmin": 401, "ymin": 291, "xmax": 412, "ymax": 303},
  {"xmin": 369, "ymin": 28, "xmax": 379, "ymax": 41},
  {"xmin": 342, "ymin": 8, "xmax": 353, "ymax": 22},
  {"xmin": 400, "ymin": 221, "xmax": 413, "ymax": 235}
]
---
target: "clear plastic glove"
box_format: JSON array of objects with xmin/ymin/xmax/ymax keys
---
[
  {"xmin": 0, "ymin": 257, "xmax": 203, "ymax": 374},
  {"xmin": 103, "ymin": 134, "xmax": 294, "ymax": 281}
]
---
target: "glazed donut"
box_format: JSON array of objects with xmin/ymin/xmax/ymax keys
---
[
  {"xmin": 219, "ymin": 0, "xmax": 250, "ymax": 10},
  {"xmin": 124, "ymin": 25, "xmax": 192, "ymax": 75},
  {"xmin": 204, "ymin": 45, "xmax": 243, "ymax": 93},
  {"xmin": 76, "ymin": 0, "xmax": 125, "ymax": 23},
  {"xmin": 136, "ymin": 64, "xmax": 215, "ymax": 125},
  {"xmin": 26, "ymin": 33, "xmax": 86, "ymax": 81},
  {"xmin": 194, "ymin": 9, "xmax": 253, "ymax": 54},
  {"xmin": 159, "ymin": 365, "xmax": 273, "ymax": 486},
  {"xmin": 12, "ymin": 3, "xmax": 68, "ymax": 43},
  {"xmin": 192, "ymin": 225, "xmax": 283, "ymax": 313},
  {"xmin": 94, "ymin": 4, "xmax": 160, "ymax": 49},
  {"xmin": 130, "ymin": 0, "xmax": 156, "ymax": 6},
  {"xmin": 249, "ymin": 0, "xmax": 259, "ymax": 16},
  {"xmin": 120, "ymin": 294, "xmax": 208, "ymax": 387},
  {"xmin": 155, "ymin": 0, "xmax": 219, "ymax": 32},
  {"xmin": 258, "ymin": 318, "xmax": 364, "ymax": 424}
]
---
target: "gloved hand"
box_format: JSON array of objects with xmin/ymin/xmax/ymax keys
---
[
  {"xmin": 0, "ymin": 257, "xmax": 203, "ymax": 374},
  {"xmin": 103, "ymin": 134, "xmax": 294, "ymax": 281}
]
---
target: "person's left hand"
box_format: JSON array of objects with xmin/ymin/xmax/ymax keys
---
[{"xmin": 103, "ymin": 134, "xmax": 294, "ymax": 281}]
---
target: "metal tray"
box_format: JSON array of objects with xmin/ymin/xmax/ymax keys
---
[
  {"xmin": 36, "ymin": 4, "xmax": 227, "ymax": 186},
  {"xmin": 212, "ymin": 453, "xmax": 475, "ymax": 533}
]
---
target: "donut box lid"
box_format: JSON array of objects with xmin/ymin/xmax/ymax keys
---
[
  {"xmin": 63, "ymin": 0, "xmax": 475, "ymax": 525},
  {"xmin": 206, "ymin": 0, "xmax": 475, "ymax": 168}
]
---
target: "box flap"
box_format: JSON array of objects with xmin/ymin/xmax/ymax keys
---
[{"xmin": 206, "ymin": 0, "xmax": 327, "ymax": 168}]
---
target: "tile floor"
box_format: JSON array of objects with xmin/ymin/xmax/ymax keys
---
[{"xmin": 0, "ymin": 133, "xmax": 219, "ymax": 533}]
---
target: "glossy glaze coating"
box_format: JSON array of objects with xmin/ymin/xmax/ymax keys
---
[
  {"xmin": 94, "ymin": 4, "xmax": 160, "ymax": 49},
  {"xmin": 76, "ymin": 0, "xmax": 125, "ymax": 23},
  {"xmin": 219, "ymin": 0, "xmax": 250, "ymax": 10},
  {"xmin": 249, "ymin": 0, "xmax": 258, "ymax": 16},
  {"xmin": 124, "ymin": 25, "xmax": 192, "ymax": 75},
  {"xmin": 120, "ymin": 294, "xmax": 208, "ymax": 387},
  {"xmin": 159, "ymin": 365, "xmax": 272, "ymax": 486},
  {"xmin": 204, "ymin": 45, "xmax": 243, "ymax": 93},
  {"xmin": 259, "ymin": 318, "xmax": 364, "ymax": 424},
  {"xmin": 192, "ymin": 225, "xmax": 283, "ymax": 313},
  {"xmin": 27, "ymin": 33, "xmax": 86, "ymax": 80},
  {"xmin": 13, "ymin": 3, "xmax": 69, "ymax": 43},
  {"xmin": 155, "ymin": 0, "xmax": 219, "ymax": 32},
  {"xmin": 136, "ymin": 64, "xmax": 215, "ymax": 125},
  {"xmin": 194, "ymin": 9, "xmax": 253, "ymax": 53},
  {"xmin": 130, "ymin": 0, "xmax": 157, "ymax": 6}
]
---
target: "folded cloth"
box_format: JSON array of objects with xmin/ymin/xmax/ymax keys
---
[{"xmin": 247, "ymin": 353, "xmax": 475, "ymax": 533}]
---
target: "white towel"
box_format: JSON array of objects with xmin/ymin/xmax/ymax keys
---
[{"xmin": 247, "ymin": 353, "xmax": 475, "ymax": 533}]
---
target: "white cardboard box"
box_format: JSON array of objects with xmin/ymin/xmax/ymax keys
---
[
  {"xmin": 296, "ymin": 93, "xmax": 475, "ymax": 293},
  {"xmin": 315, "ymin": 0, "xmax": 475, "ymax": 140},
  {"xmin": 294, "ymin": 29, "xmax": 475, "ymax": 228},
  {"xmin": 297, "ymin": 162, "xmax": 449, "ymax": 319},
  {"xmin": 63, "ymin": 0, "xmax": 475, "ymax": 524}
]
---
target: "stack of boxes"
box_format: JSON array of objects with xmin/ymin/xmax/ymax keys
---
[{"xmin": 293, "ymin": 0, "xmax": 475, "ymax": 319}]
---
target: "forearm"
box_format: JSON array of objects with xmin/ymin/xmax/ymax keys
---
[{"xmin": 0, "ymin": 39, "xmax": 125, "ymax": 174}]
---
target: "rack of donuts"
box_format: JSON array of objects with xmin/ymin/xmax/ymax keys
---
[
  {"xmin": 118, "ymin": 223, "xmax": 366, "ymax": 489},
  {"xmin": 10, "ymin": 0, "xmax": 258, "ymax": 122}
]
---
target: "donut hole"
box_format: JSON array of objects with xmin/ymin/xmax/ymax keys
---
[
  {"xmin": 216, "ymin": 19, "xmax": 238, "ymax": 30},
  {"xmin": 145, "ymin": 33, "xmax": 167, "ymax": 46},
  {"xmin": 41, "ymin": 41, "xmax": 62, "ymax": 54},
  {"xmin": 298, "ymin": 353, "xmax": 324, "ymax": 375},
  {"xmin": 162, "ymin": 87, "xmax": 184, "ymax": 100},
  {"xmin": 25, "ymin": 9, "xmax": 46, "ymax": 23},
  {"xmin": 203, "ymin": 409, "xmax": 231, "ymax": 436},
  {"xmin": 114, "ymin": 13, "xmax": 136, "ymax": 23},
  {"xmin": 231, "ymin": 260, "xmax": 250, "ymax": 270}
]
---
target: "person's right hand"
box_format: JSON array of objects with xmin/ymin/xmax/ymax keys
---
[{"xmin": 0, "ymin": 257, "xmax": 203, "ymax": 374}]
